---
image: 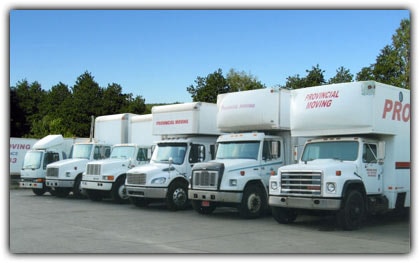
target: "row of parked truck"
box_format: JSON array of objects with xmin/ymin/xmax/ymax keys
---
[{"xmin": 17, "ymin": 81, "xmax": 410, "ymax": 230}]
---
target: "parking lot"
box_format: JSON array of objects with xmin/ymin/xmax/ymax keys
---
[{"xmin": 9, "ymin": 189, "xmax": 411, "ymax": 254}]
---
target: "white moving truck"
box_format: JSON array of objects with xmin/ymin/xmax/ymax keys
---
[
  {"xmin": 125, "ymin": 102, "xmax": 221, "ymax": 211},
  {"xmin": 45, "ymin": 114, "xmax": 133, "ymax": 198},
  {"xmin": 269, "ymin": 81, "xmax": 410, "ymax": 230},
  {"xmin": 81, "ymin": 114, "xmax": 155, "ymax": 203},
  {"xmin": 188, "ymin": 88, "xmax": 306, "ymax": 219},
  {"xmin": 19, "ymin": 135, "xmax": 73, "ymax": 195}
]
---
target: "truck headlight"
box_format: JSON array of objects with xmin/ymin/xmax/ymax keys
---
[
  {"xmin": 151, "ymin": 177, "xmax": 166, "ymax": 184},
  {"xmin": 102, "ymin": 175, "xmax": 114, "ymax": 181},
  {"xmin": 65, "ymin": 172, "xmax": 71, "ymax": 177},
  {"xmin": 271, "ymin": 181, "xmax": 278, "ymax": 190},
  {"xmin": 229, "ymin": 179, "xmax": 237, "ymax": 186},
  {"xmin": 326, "ymin": 182, "xmax": 336, "ymax": 193}
]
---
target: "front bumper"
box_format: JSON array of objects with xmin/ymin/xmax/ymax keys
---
[
  {"xmin": 188, "ymin": 189, "xmax": 243, "ymax": 204},
  {"xmin": 81, "ymin": 180, "xmax": 113, "ymax": 191},
  {"xmin": 46, "ymin": 179, "xmax": 74, "ymax": 188},
  {"xmin": 19, "ymin": 179, "xmax": 44, "ymax": 189},
  {"xmin": 268, "ymin": 195, "xmax": 341, "ymax": 210},
  {"xmin": 126, "ymin": 186, "xmax": 167, "ymax": 199}
]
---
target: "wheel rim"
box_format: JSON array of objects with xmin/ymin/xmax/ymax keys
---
[
  {"xmin": 348, "ymin": 197, "xmax": 362, "ymax": 221},
  {"xmin": 247, "ymin": 193, "xmax": 261, "ymax": 213},
  {"xmin": 118, "ymin": 184, "xmax": 128, "ymax": 200},
  {"xmin": 172, "ymin": 188, "xmax": 187, "ymax": 206}
]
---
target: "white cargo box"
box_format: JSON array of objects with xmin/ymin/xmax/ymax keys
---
[
  {"xmin": 94, "ymin": 113, "xmax": 137, "ymax": 144},
  {"xmin": 130, "ymin": 114, "xmax": 159, "ymax": 145},
  {"xmin": 152, "ymin": 102, "xmax": 220, "ymax": 135},
  {"xmin": 217, "ymin": 88, "xmax": 290, "ymax": 132},
  {"xmin": 291, "ymin": 81, "xmax": 410, "ymax": 137}
]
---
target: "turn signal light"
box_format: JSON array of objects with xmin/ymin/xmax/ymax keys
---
[{"xmin": 336, "ymin": 170, "xmax": 342, "ymax": 176}]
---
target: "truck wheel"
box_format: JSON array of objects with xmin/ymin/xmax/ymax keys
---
[
  {"xmin": 239, "ymin": 184, "xmax": 267, "ymax": 219},
  {"xmin": 111, "ymin": 176, "xmax": 129, "ymax": 204},
  {"xmin": 191, "ymin": 200, "xmax": 216, "ymax": 215},
  {"xmin": 166, "ymin": 181, "xmax": 188, "ymax": 211},
  {"xmin": 32, "ymin": 188, "xmax": 46, "ymax": 196},
  {"xmin": 271, "ymin": 207, "xmax": 297, "ymax": 224},
  {"xmin": 72, "ymin": 175, "xmax": 86, "ymax": 199},
  {"xmin": 55, "ymin": 188, "xmax": 71, "ymax": 198},
  {"xmin": 129, "ymin": 197, "xmax": 150, "ymax": 208},
  {"xmin": 337, "ymin": 190, "xmax": 365, "ymax": 230},
  {"xmin": 86, "ymin": 190, "xmax": 103, "ymax": 201}
]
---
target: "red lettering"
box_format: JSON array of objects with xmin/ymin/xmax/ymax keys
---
[
  {"xmin": 382, "ymin": 99, "xmax": 393, "ymax": 119},
  {"xmin": 392, "ymin": 101, "xmax": 402, "ymax": 121},
  {"xmin": 382, "ymin": 99, "xmax": 410, "ymax": 122},
  {"xmin": 402, "ymin": 104, "xmax": 410, "ymax": 122}
]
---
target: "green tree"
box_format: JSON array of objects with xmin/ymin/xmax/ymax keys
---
[
  {"xmin": 187, "ymin": 68, "xmax": 265, "ymax": 103},
  {"xmin": 226, "ymin": 69, "xmax": 266, "ymax": 92},
  {"xmin": 11, "ymin": 80, "xmax": 46, "ymax": 137},
  {"xmin": 357, "ymin": 18, "xmax": 410, "ymax": 89},
  {"xmin": 187, "ymin": 68, "xmax": 229, "ymax": 103},
  {"xmin": 328, "ymin": 66, "xmax": 354, "ymax": 84},
  {"xmin": 281, "ymin": 64, "xmax": 326, "ymax": 89},
  {"xmin": 69, "ymin": 71, "xmax": 104, "ymax": 137}
]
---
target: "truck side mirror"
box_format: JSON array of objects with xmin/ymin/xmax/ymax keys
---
[{"xmin": 378, "ymin": 141, "xmax": 386, "ymax": 164}]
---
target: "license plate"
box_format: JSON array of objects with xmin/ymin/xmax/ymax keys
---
[{"xmin": 202, "ymin": 200, "xmax": 210, "ymax": 207}]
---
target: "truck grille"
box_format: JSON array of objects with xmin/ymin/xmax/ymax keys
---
[
  {"xmin": 280, "ymin": 171, "xmax": 322, "ymax": 196},
  {"xmin": 192, "ymin": 170, "xmax": 219, "ymax": 190},
  {"xmin": 86, "ymin": 164, "xmax": 101, "ymax": 175},
  {"xmin": 126, "ymin": 173, "xmax": 146, "ymax": 185},
  {"xmin": 46, "ymin": 167, "xmax": 59, "ymax": 177}
]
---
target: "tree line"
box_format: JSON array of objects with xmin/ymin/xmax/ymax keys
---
[{"xmin": 10, "ymin": 19, "xmax": 409, "ymax": 139}]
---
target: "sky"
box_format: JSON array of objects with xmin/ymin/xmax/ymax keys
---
[{"xmin": 8, "ymin": 8, "xmax": 411, "ymax": 104}]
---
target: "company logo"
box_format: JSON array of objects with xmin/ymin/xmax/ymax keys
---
[
  {"xmin": 156, "ymin": 119, "xmax": 189, "ymax": 125},
  {"xmin": 305, "ymin": 90, "xmax": 339, "ymax": 109}
]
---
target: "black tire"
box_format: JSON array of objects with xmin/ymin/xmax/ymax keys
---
[
  {"xmin": 238, "ymin": 184, "xmax": 267, "ymax": 219},
  {"xmin": 86, "ymin": 189, "xmax": 103, "ymax": 201},
  {"xmin": 271, "ymin": 207, "xmax": 298, "ymax": 224},
  {"xmin": 55, "ymin": 188, "xmax": 71, "ymax": 198},
  {"xmin": 337, "ymin": 190, "xmax": 366, "ymax": 230},
  {"xmin": 32, "ymin": 188, "xmax": 46, "ymax": 196},
  {"xmin": 129, "ymin": 197, "xmax": 150, "ymax": 208},
  {"xmin": 72, "ymin": 175, "xmax": 86, "ymax": 198},
  {"xmin": 191, "ymin": 200, "xmax": 217, "ymax": 215},
  {"xmin": 166, "ymin": 180, "xmax": 189, "ymax": 211},
  {"xmin": 111, "ymin": 176, "xmax": 129, "ymax": 204}
]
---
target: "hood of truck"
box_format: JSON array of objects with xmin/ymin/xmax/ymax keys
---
[
  {"xmin": 211, "ymin": 159, "xmax": 260, "ymax": 173},
  {"xmin": 48, "ymin": 158, "xmax": 88, "ymax": 169},
  {"xmin": 279, "ymin": 159, "xmax": 357, "ymax": 175},
  {"xmin": 128, "ymin": 162, "xmax": 183, "ymax": 176}
]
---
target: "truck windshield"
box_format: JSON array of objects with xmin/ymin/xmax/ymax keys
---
[
  {"xmin": 301, "ymin": 141, "xmax": 359, "ymax": 162},
  {"xmin": 71, "ymin": 144, "xmax": 93, "ymax": 159},
  {"xmin": 22, "ymin": 151, "xmax": 43, "ymax": 169},
  {"xmin": 216, "ymin": 141, "xmax": 260, "ymax": 160},
  {"xmin": 110, "ymin": 146, "xmax": 136, "ymax": 159},
  {"xmin": 152, "ymin": 143, "xmax": 187, "ymax": 165}
]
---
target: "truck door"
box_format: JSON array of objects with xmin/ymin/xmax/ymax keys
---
[
  {"xmin": 361, "ymin": 143, "xmax": 383, "ymax": 194},
  {"xmin": 261, "ymin": 140, "xmax": 283, "ymax": 187}
]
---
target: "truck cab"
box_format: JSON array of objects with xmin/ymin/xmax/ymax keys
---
[
  {"xmin": 126, "ymin": 136, "xmax": 217, "ymax": 210},
  {"xmin": 189, "ymin": 132, "xmax": 288, "ymax": 218},
  {"xmin": 46, "ymin": 142, "xmax": 111, "ymax": 198},
  {"xmin": 19, "ymin": 135, "xmax": 71, "ymax": 196},
  {"xmin": 81, "ymin": 143, "xmax": 152, "ymax": 203}
]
